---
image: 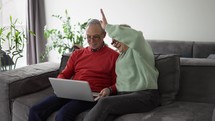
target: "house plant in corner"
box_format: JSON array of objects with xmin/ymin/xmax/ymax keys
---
[{"xmin": 42, "ymin": 10, "xmax": 89, "ymax": 60}]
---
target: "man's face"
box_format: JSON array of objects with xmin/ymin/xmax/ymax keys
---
[{"xmin": 86, "ymin": 24, "xmax": 105, "ymax": 50}]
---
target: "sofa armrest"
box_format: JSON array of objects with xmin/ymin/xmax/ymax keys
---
[
  {"xmin": 177, "ymin": 58, "xmax": 215, "ymax": 103},
  {"xmin": 0, "ymin": 62, "xmax": 59, "ymax": 121}
]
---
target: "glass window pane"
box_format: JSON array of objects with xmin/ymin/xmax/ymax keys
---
[
  {"xmin": 0, "ymin": 0, "xmax": 27, "ymax": 69},
  {"xmin": 1, "ymin": 0, "xmax": 26, "ymax": 26}
]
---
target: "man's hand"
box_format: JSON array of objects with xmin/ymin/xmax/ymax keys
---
[
  {"xmin": 99, "ymin": 88, "xmax": 111, "ymax": 97},
  {"xmin": 100, "ymin": 9, "xmax": 108, "ymax": 30}
]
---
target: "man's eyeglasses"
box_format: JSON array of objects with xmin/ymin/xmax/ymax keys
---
[{"xmin": 86, "ymin": 34, "xmax": 103, "ymax": 41}]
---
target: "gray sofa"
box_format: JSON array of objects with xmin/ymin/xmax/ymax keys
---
[{"xmin": 1, "ymin": 40, "xmax": 215, "ymax": 121}]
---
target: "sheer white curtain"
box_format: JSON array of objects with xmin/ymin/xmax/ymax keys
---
[{"xmin": 26, "ymin": 0, "xmax": 46, "ymax": 64}]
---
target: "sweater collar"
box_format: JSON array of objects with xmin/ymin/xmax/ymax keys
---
[{"xmin": 88, "ymin": 42, "xmax": 106, "ymax": 52}]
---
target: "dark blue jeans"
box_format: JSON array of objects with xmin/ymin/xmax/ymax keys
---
[
  {"xmin": 83, "ymin": 89, "xmax": 160, "ymax": 121},
  {"xmin": 28, "ymin": 95, "xmax": 96, "ymax": 121}
]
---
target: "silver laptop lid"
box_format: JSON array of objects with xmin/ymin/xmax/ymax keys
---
[{"xmin": 49, "ymin": 77, "xmax": 99, "ymax": 102}]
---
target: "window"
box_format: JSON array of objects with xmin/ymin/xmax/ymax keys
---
[{"xmin": 0, "ymin": 0, "xmax": 27, "ymax": 69}]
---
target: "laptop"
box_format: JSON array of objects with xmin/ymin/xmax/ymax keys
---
[{"xmin": 49, "ymin": 77, "xmax": 100, "ymax": 102}]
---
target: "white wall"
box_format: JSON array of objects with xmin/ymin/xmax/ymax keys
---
[{"xmin": 45, "ymin": 0, "xmax": 215, "ymax": 62}]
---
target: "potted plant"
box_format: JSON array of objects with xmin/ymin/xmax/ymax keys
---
[
  {"xmin": 0, "ymin": 16, "xmax": 35, "ymax": 71},
  {"xmin": 42, "ymin": 10, "xmax": 89, "ymax": 60}
]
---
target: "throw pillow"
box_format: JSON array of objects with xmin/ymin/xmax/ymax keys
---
[{"xmin": 155, "ymin": 54, "xmax": 180, "ymax": 105}]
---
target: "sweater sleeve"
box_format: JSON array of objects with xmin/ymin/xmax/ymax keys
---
[{"xmin": 105, "ymin": 24, "xmax": 151, "ymax": 55}]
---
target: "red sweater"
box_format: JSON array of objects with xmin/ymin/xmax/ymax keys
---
[{"xmin": 57, "ymin": 45, "xmax": 119, "ymax": 93}]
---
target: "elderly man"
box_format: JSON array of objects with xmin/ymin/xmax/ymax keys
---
[{"xmin": 28, "ymin": 19, "xmax": 119, "ymax": 121}]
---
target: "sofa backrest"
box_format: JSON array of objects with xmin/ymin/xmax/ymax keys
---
[
  {"xmin": 147, "ymin": 40, "xmax": 194, "ymax": 58},
  {"xmin": 193, "ymin": 42, "xmax": 215, "ymax": 58},
  {"xmin": 147, "ymin": 40, "xmax": 215, "ymax": 58}
]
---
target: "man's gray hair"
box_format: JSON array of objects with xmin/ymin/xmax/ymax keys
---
[{"xmin": 87, "ymin": 19, "xmax": 105, "ymax": 33}]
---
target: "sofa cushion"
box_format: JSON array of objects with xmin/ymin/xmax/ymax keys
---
[
  {"xmin": 148, "ymin": 40, "xmax": 194, "ymax": 58},
  {"xmin": 207, "ymin": 54, "xmax": 215, "ymax": 59},
  {"xmin": 178, "ymin": 58, "xmax": 215, "ymax": 103},
  {"xmin": 115, "ymin": 101, "xmax": 215, "ymax": 121},
  {"xmin": 12, "ymin": 87, "xmax": 88, "ymax": 121},
  {"xmin": 12, "ymin": 87, "xmax": 54, "ymax": 121},
  {"xmin": 155, "ymin": 54, "xmax": 180, "ymax": 105}
]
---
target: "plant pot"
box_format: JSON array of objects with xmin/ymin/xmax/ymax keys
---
[{"xmin": 0, "ymin": 50, "xmax": 14, "ymax": 71}]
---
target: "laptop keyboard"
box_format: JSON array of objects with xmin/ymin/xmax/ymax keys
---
[{"xmin": 92, "ymin": 92, "xmax": 99, "ymax": 97}]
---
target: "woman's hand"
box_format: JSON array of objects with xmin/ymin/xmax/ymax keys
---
[
  {"xmin": 100, "ymin": 9, "xmax": 108, "ymax": 29},
  {"xmin": 112, "ymin": 40, "xmax": 121, "ymax": 48}
]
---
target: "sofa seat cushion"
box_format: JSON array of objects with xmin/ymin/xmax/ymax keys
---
[
  {"xmin": 12, "ymin": 87, "xmax": 88, "ymax": 121},
  {"xmin": 115, "ymin": 101, "xmax": 215, "ymax": 121},
  {"xmin": 12, "ymin": 87, "xmax": 54, "ymax": 121}
]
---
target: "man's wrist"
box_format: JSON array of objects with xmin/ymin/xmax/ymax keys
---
[{"xmin": 108, "ymin": 87, "xmax": 112, "ymax": 94}]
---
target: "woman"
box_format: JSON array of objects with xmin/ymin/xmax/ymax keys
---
[{"xmin": 83, "ymin": 9, "xmax": 160, "ymax": 121}]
